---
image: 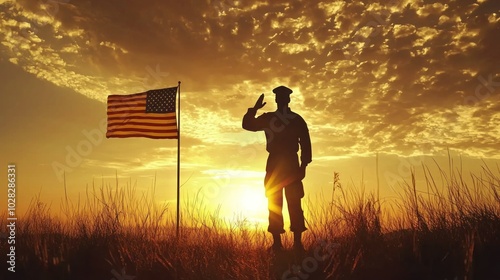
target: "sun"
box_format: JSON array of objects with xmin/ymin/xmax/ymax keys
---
[
  {"xmin": 239, "ymin": 186, "xmax": 268, "ymax": 214},
  {"xmin": 219, "ymin": 182, "xmax": 270, "ymax": 227}
]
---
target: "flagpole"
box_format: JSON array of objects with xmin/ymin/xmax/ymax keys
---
[{"xmin": 176, "ymin": 81, "xmax": 181, "ymax": 239}]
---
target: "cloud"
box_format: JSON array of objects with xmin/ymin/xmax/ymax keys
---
[{"xmin": 1, "ymin": 0, "xmax": 500, "ymax": 159}]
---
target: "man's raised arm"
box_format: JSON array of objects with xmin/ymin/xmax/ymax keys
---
[{"xmin": 242, "ymin": 94, "xmax": 267, "ymax": 131}]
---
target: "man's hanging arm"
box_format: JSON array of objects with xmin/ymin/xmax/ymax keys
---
[{"xmin": 300, "ymin": 121, "xmax": 312, "ymax": 168}]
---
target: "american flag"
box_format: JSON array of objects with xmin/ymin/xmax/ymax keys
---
[{"xmin": 106, "ymin": 87, "xmax": 178, "ymax": 139}]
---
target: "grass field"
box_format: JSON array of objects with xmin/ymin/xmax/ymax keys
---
[{"xmin": 2, "ymin": 159, "xmax": 500, "ymax": 280}]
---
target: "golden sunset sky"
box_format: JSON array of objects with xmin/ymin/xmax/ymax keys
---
[{"xmin": 1, "ymin": 0, "xmax": 499, "ymax": 225}]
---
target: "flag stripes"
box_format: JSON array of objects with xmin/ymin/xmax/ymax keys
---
[{"xmin": 106, "ymin": 87, "xmax": 178, "ymax": 139}]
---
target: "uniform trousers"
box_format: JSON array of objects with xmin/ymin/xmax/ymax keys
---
[{"xmin": 264, "ymin": 153, "xmax": 307, "ymax": 234}]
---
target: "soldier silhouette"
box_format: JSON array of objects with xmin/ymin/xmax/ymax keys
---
[{"xmin": 242, "ymin": 85, "xmax": 312, "ymax": 251}]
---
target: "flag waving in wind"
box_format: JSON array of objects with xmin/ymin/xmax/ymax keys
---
[{"xmin": 106, "ymin": 87, "xmax": 178, "ymax": 139}]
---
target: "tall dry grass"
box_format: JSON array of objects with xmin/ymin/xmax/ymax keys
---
[{"xmin": 1, "ymin": 159, "xmax": 499, "ymax": 280}]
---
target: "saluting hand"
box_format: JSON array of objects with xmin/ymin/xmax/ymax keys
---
[{"xmin": 253, "ymin": 94, "xmax": 266, "ymax": 110}]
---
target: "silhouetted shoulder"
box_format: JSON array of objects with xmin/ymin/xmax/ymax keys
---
[
  {"xmin": 287, "ymin": 110, "xmax": 302, "ymax": 117},
  {"xmin": 289, "ymin": 111, "xmax": 308, "ymax": 126}
]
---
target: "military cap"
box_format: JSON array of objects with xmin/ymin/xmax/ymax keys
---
[{"xmin": 272, "ymin": 85, "xmax": 293, "ymax": 95}]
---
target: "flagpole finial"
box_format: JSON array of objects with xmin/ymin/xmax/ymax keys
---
[{"xmin": 178, "ymin": 81, "xmax": 181, "ymax": 85}]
